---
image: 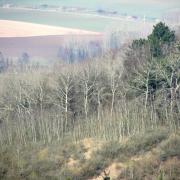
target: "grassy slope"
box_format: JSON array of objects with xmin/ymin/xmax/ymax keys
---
[{"xmin": 0, "ymin": 128, "xmax": 180, "ymax": 180}]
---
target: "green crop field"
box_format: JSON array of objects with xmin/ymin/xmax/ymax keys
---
[
  {"xmin": 0, "ymin": 0, "xmax": 179, "ymax": 32},
  {"xmin": 0, "ymin": 8, "xmax": 154, "ymax": 32}
]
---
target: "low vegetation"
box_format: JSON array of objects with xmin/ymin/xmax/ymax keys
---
[{"xmin": 0, "ymin": 129, "xmax": 180, "ymax": 179}]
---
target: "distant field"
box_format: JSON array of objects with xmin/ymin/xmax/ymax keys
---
[
  {"xmin": 0, "ymin": 20, "xmax": 102, "ymax": 58},
  {"xmin": 0, "ymin": 18, "xmax": 152, "ymax": 59},
  {"xmin": 0, "ymin": 8, "xmax": 154, "ymax": 32},
  {"xmin": 0, "ymin": 20, "xmax": 100, "ymax": 37},
  {"xmin": 0, "ymin": 34, "xmax": 102, "ymax": 59},
  {"xmin": 0, "ymin": 19, "xmax": 100, "ymax": 58}
]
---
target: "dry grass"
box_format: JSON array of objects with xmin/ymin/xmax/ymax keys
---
[{"xmin": 0, "ymin": 128, "xmax": 179, "ymax": 179}]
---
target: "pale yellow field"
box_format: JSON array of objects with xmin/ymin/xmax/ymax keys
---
[{"xmin": 0, "ymin": 20, "xmax": 100, "ymax": 37}]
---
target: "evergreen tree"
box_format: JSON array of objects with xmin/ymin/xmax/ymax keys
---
[{"xmin": 148, "ymin": 22, "xmax": 175, "ymax": 57}]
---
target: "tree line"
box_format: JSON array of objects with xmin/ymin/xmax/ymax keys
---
[{"xmin": 0, "ymin": 22, "xmax": 179, "ymax": 145}]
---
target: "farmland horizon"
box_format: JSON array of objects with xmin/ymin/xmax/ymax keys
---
[
  {"xmin": 0, "ymin": 0, "xmax": 179, "ymax": 18},
  {"xmin": 0, "ymin": 0, "xmax": 179, "ymax": 61},
  {"xmin": 0, "ymin": 0, "xmax": 179, "ymax": 34}
]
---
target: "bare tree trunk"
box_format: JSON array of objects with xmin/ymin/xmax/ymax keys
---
[
  {"xmin": 97, "ymin": 91, "xmax": 101, "ymax": 120},
  {"xmin": 65, "ymin": 86, "xmax": 68, "ymax": 130},
  {"xmin": 145, "ymin": 71, "xmax": 149, "ymax": 109},
  {"xmin": 111, "ymin": 90, "xmax": 115, "ymax": 117},
  {"xmin": 84, "ymin": 82, "xmax": 88, "ymax": 120}
]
